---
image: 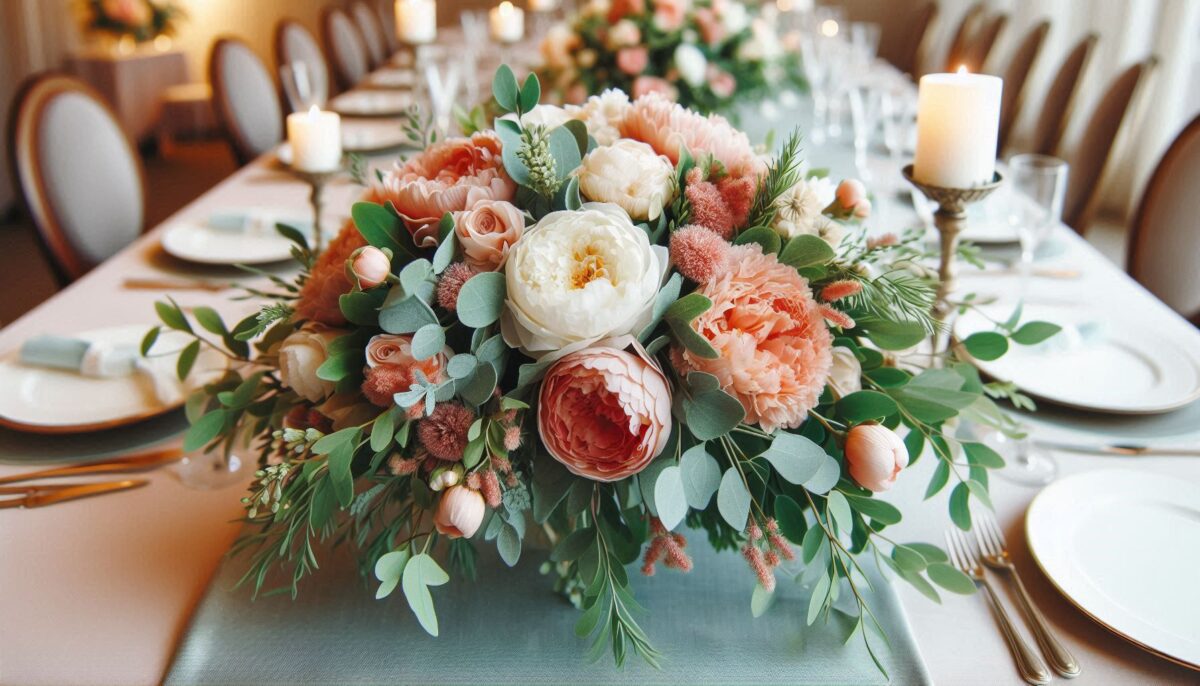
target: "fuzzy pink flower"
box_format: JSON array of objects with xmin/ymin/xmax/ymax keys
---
[
  {"xmin": 616, "ymin": 47, "xmax": 649, "ymax": 75},
  {"xmin": 481, "ymin": 469, "xmax": 502, "ymax": 507},
  {"xmin": 632, "ymin": 76, "xmax": 676, "ymax": 100},
  {"xmin": 670, "ymin": 224, "xmax": 730, "ymax": 283},
  {"xmin": 388, "ymin": 454, "xmax": 421, "ymax": 476},
  {"xmin": 378, "ymin": 132, "xmax": 515, "ymax": 248},
  {"xmin": 820, "ymin": 280, "xmax": 862, "ymax": 302},
  {"xmin": 684, "ymin": 169, "xmax": 736, "ymax": 239},
  {"xmin": 436, "ymin": 262, "xmax": 476, "ymax": 310},
  {"xmin": 674, "ymin": 245, "xmax": 833, "ymax": 433},
  {"xmin": 418, "ymin": 402, "xmax": 475, "ymax": 461},
  {"xmin": 538, "ymin": 337, "xmax": 672, "ymax": 482},
  {"xmin": 819, "ymin": 305, "xmax": 856, "ymax": 330},
  {"xmin": 503, "ymin": 425, "xmax": 523, "ymax": 451},
  {"xmin": 619, "ymin": 92, "xmax": 763, "ymax": 179},
  {"xmin": 742, "ymin": 543, "xmax": 775, "ymax": 592},
  {"xmin": 718, "ymin": 175, "xmax": 755, "ymax": 227}
]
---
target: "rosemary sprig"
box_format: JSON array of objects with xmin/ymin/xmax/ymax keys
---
[{"xmin": 745, "ymin": 128, "xmax": 804, "ymax": 229}]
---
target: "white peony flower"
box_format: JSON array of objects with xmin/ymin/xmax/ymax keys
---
[
  {"xmin": 674, "ymin": 43, "xmax": 708, "ymax": 87},
  {"xmin": 770, "ymin": 176, "xmax": 844, "ymax": 245},
  {"xmin": 278, "ymin": 327, "xmax": 342, "ymax": 403},
  {"xmin": 719, "ymin": 1, "xmax": 749, "ymax": 34},
  {"xmin": 738, "ymin": 19, "xmax": 782, "ymax": 62},
  {"xmin": 576, "ymin": 140, "xmax": 675, "ymax": 221},
  {"xmin": 501, "ymin": 203, "xmax": 670, "ymax": 359},
  {"xmin": 565, "ymin": 89, "xmax": 630, "ymax": 146},
  {"xmin": 520, "ymin": 104, "xmax": 571, "ymax": 129}
]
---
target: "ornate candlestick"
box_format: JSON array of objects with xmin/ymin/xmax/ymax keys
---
[
  {"xmin": 283, "ymin": 166, "xmax": 340, "ymax": 254},
  {"xmin": 902, "ymin": 164, "xmax": 1003, "ymax": 321}
]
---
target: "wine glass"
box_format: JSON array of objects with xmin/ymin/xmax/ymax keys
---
[
  {"xmin": 991, "ymin": 429, "xmax": 1058, "ymax": 486},
  {"xmin": 173, "ymin": 444, "xmax": 251, "ymax": 490},
  {"xmin": 424, "ymin": 55, "xmax": 462, "ymax": 137},
  {"xmin": 280, "ymin": 61, "xmax": 321, "ymax": 113},
  {"xmin": 848, "ymin": 81, "xmax": 882, "ymax": 181},
  {"xmin": 1005, "ymin": 154, "xmax": 1068, "ymax": 297}
]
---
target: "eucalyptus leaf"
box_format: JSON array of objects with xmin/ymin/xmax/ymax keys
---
[
  {"xmin": 837, "ymin": 390, "xmax": 899, "ymax": 423},
  {"xmin": 716, "ymin": 468, "xmax": 751, "ymax": 530},
  {"xmin": 679, "ymin": 444, "xmax": 721, "ymax": 509},
  {"xmin": 379, "ymin": 294, "xmax": 438, "ymax": 334},
  {"xmin": 653, "ymin": 465, "xmax": 688, "ymax": 531},
  {"xmin": 374, "ymin": 548, "xmax": 411, "ymax": 599},
  {"xmin": 492, "ymin": 65, "xmax": 520, "ymax": 112},
  {"xmin": 684, "ymin": 387, "xmax": 745, "ymax": 440},
  {"xmin": 402, "ymin": 553, "xmax": 450, "ymax": 636},
  {"xmin": 927, "ymin": 562, "xmax": 976, "ymax": 594},
  {"xmin": 456, "ymin": 272, "xmax": 506, "ymax": 328},
  {"xmin": 751, "ymin": 584, "xmax": 774, "ymax": 618},
  {"xmin": 183, "ymin": 409, "xmax": 225, "ymax": 452},
  {"xmin": 411, "ymin": 324, "xmax": 446, "ymax": 361},
  {"xmin": 779, "ymin": 234, "xmax": 835, "ymax": 268},
  {"xmin": 497, "ymin": 522, "xmax": 522, "ymax": 566},
  {"xmin": 803, "ymin": 454, "xmax": 842, "ymax": 494},
  {"xmin": 733, "ymin": 226, "xmax": 782, "ymax": 254},
  {"xmin": 761, "ymin": 432, "xmax": 826, "ymax": 484},
  {"xmin": 827, "ymin": 490, "xmax": 852, "ymax": 534},
  {"xmin": 963, "ymin": 331, "xmax": 1009, "ymax": 361},
  {"xmin": 1011, "ymin": 321, "xmax": 1061, "ymax": 345}
]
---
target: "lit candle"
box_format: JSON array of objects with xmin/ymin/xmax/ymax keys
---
[
  {"xmin": 286, "ymin": 105, "xmax": 343, "ymax": 171},
  {"xmin": 395, "ymin": 0, "xmax": 437, "ymax": 45},
  {"xmin": 528, "ymin": 0, "xmax": 559, "ymax": 12},
  {"xmin": 913, "ymin": 67, "xmax": 1003, "ymax": 188},
  {"xmin": 489, "ymin": 1, "xmax": 525, "ymax": 43}
]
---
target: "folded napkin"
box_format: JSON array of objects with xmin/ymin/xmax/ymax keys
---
[{"xmin": 19, "ymin": 335, "xmax": 185, "ymax": 406}]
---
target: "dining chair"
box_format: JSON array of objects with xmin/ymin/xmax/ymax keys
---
[
  {"xmin": 944, "ymin": 2, "xmax": 985, "ymax": 72},
  {"xmin": 274, "ymin": 19, "xmax": 333, "ymax": 110},
  {"xmin": 375, "ymin": 0, "xmax": 401, "ymax": 55},
  {"xmin": 209, "ymin": 37, "xmax": 284, "ymax": 166},
  {"xmin": 960, "ymin": 12, "xmax": 1007, "ymax": 73},
  {"xmin": 8, "ymin": 74, "xmax": 145, "ymax": 283},
  {"xmin": 351, "ymin": 1, "xmax": 389, "ymax": 69},
  {"xmin": 323, "ymin": 7, "xmax": 372, "ymax": 91},
  {"xmin": 1030, "ymin": 34, "xmax": 1098, "ymax": 156},
  {"xmin": 996, "ymin": 20, "xmax": 1050, "ymax": 154},
  {"xmin": 1063, "ymin": 56, "xmax": 1158, "ymax": 233},
  {"xmin": 1126, "ymin": 113, "xmax": 1200, "ymax": 324},
  {"xmin": 876, "ymin": 1, "xmax": 937, "ymax": 76}
]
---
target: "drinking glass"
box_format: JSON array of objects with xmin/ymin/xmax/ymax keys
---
[
  {"xmin": 848, "ymin": 82, "xmax": 881, "ymax": 180},
  {"xmin": 424, "ymin": 56, "xmax": 462, "ymax": 137},
  {"xmin": 1006, "ymin": 154, "xmax": 1068, "ymax": 297},
  {"xmin": 173, "ymin": 444, "xmax": 251, "ymax": 490},
  {"xmin": 848, "ymin": 21, "xmax": 881, "ymax": 69},
  {"xmin": 280, "ymin": 61, "xmax": 322, "ymax": 112},
  {"xmin": 991, "ymin": 431, "xmax": 1058, "ymax": 486}
]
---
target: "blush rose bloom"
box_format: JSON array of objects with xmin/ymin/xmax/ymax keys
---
[
  {"xmin": 365, "ymin": 334, "xmax": 448, "ymax": 374},
  {"xmin": 632, "ymin": 76, "xmax": 677, "ymax": 100},
  {"xmin": 279, "ymin": 327, "xmax": 344, "ymax": 403},
  {"xmin": 538, "ymin": 337, "xmax": 672, "ymax": 482},
  {"xmin": 501, "ymin": 203, "xmax": 669, "ymax": 359},
  {"xmin": 652, "ymin": 0, "xmax": 688, "ymax": 31},
  {"xmin": 608, "ymin": 19, "xmax": 642, "ymax": 48},
  {"xmin": 377, "ymin": 132, "xmax": 515, "ymax": 248},
  {"xmin": 845, "ymin": 424, "xmax": 909, "ymax": 492},
  {"xmin": 576, "ymin": 140, "xmax": 675, "ymax": 221},
  {"xmin": 616, "ymin": 46, "xmax": 650, "ymax": 75},
  {"xmin": 453, "ymin": 199, "xmax": 525, "ymax": 271}
]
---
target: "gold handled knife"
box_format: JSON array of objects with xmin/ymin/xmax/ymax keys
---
[
  {"xmin": 0, "ymin": 449, "xmax": 181, "ymax": 486},
  {"xmin": 0, "ymin": 479, "xmax": 149, "ymax": 509}
]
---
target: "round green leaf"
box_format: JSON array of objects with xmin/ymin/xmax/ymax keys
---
[
  {"xmin": 963, "ymin": 331, "xmax": 1009, "ymax": 361},
  {"xmin": 716, "ymin": 468, "xmax": 751, "ymax": 530},
  {"xmin": 653, "ymin": 465, "xmax": 688, "ymax": 531},
  {"xmin": 411, "ymin": 324, "xmax": 446, "ymax": 361},
  {"xmin": 837, "ymin": 390, "xmax": 899, "ymax": 423},
  {"xmin": 679, "ymin": 444, "xmax": 721, "ymax": 509},
  {"xmin": 456, "ymin": 272, "xmax": 506, "ymax": 328}
]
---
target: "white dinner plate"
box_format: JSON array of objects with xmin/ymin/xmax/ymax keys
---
[
  {"xmin": 160, "ymin": 209, "xmax": 313, "ymax": 265},
  {"xmin": 955, "ymin": 300, "xmax": 1200, "ymax": 414},
  {"xmin": 365, "ymin": 67, "xmax": 416, "ymax": 89},
  {"xmin": 1026, "ymin": 470, "xmax": 1200, "ymax": 669},
  {"xmin": 0, "ymin": 326, "xmax": 225, "ymax": 434},
  {"xmin": 329, "ymin": 90, "xmax": 414, "ymax": 118}
]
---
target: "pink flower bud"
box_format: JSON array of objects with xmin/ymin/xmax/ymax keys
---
[
  {"xmin": 434, "ymin": 486, "xmax": 486, "ymax": 538},
  {"xmin": 836, "ymin": 179, "xmax": 867, "ymax": 210},
  {"xmin": 347, "ymin": 246, "xmax": 391, "ymax": 289},
  {"xmin": 845, "ymin": 424, "xmax": 909, "ymax": 492},
  {"xmin": 853, "ymin": 198, "xmax": 872, "ymax": 219}
]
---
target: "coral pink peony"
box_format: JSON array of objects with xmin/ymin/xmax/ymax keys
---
[
  {"xmin": 418, "ymin": 402, "xmax": 475, "ymax": 461},
  {"xmin": 632, "ymin": 76, "xmax": 677, "ymax": 100},
  {"xmin": 296, "ymin": 218, "xmax": 368, "ymax": 326},
  {"xmin": 669, "ymin": 224, "xmax": 730, "ymax": 283},
  {"xmin": 436, "ymin": 262, "xmax": 476, "ymax": 310},
  {"xmin": 675, "ymin": 245, "xmax": 833, "ymax": 432},
  {"xmin": 435, "ymin": 486, "xmax": 486, "ymax": 538},
  {"xmin": 453, "ymin": 199, "xmax": 525, "ymax": 271},
  {"xmin": 619, "ymin": 92, "xmax": 763, "ymax": 179},
  {"xmin": 538, "ymin": 337, "xmax": 672, "ymax": 482},
  {"xmin": 360, "ymin": 334, "xmax": 448, "ymax": 407},
  {"xmin": 378, "ymin": 132, "xmax": 514, "ymax": 248},
  {"xmin": 616, "ymin": 47, "xmax": 650, "ymax": 75},
  {"xmin": 845, "ymin": 424, "xmax": 909, "ymax": 492}
]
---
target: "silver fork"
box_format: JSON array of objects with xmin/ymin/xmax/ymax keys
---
[
  {"xmin": 946, "ymin": 529, "xmax": 1051, "ymax": 685},
  {"xmin": 976, "ymin": 512, "xmax": 1080, "ymax": 677}
]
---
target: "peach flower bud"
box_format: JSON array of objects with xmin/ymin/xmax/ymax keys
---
[
  {"xmin": 845, "ymin": 424, "xmax": 909, "ymax": 492},
  {"xmin": 346, "ymin": 246, "xmax": 391, "ymax": 289},
  {"xmin": 853, "ymin": 198, "xmax": 872, "ymax": 219},
  {"xmin": 836, "ymin": 179, "xmax": 867, "ymax": 209},
  {"xmin": 434, "ymin": 486, "xmax": 486, "ymax": 538}
]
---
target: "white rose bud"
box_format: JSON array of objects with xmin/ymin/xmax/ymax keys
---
[
  {"xmin": 827, "ymin": 346, "xmax": 863, "ymax": 397},
  {"xmin": 278, "ymin": 327, "xmax": 343, "ymax": 403}
]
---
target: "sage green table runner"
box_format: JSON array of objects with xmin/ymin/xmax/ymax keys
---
[{"xmin": 166, "ymin": 534, "xmax": 931, "ymax": 685}]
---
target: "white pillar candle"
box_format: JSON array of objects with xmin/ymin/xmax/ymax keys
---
[
  {"xmin": 913, "ymin": 68, "xmax": 1003, "ymax": 188},
  {"xmin": 286, "ymin": 105, "xmax": 343, "ymax": 171},
  {"xmin": 396, "ymin": 0, "xmax": 437, "ymax": 44},
  {"xmin": 528, "ymin": 0, "xmax": 559, "ymax": 12},
  {"xmin": 490, "ymin": 1, "xmax": 525, "ymax": 43}
]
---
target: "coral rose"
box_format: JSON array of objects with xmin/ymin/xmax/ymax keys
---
[
  {"xmin": 674, "ymin": 244, "xmax": 833, "ymax": 432},
  {"xmin": 845, "ymin": 424, "xmax": 909, "ymax": 492},
  {"xmin": 652, "ymin": 0, "xmax": 688, "ymax": 31},
  {"xmin": 576, "ymin": 139, "xmax": 675, "ymax": 221},
  {"xmin": 346, "ymin": 246, "xmax": 391, "ymax": 289},
  {"xmin": 538, "ymin": 337, "xmax": 672, "ymax": 482},
  {"xmin": 620, "ymin": 92, "xmax": 764, "ymax": 179},
  {"xmin": 453, "ymin": 199, "xmax": 525, "ymax": 271},
  {"xmin": 377, "ymin": 132, "xmax": 515, "ymax": 248},
  {"xmin": 606, "ymin": 0, "xmax": 645, "ymax": 23}
]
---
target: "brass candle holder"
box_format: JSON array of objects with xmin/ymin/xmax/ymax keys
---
[
  {"xmin": 284, "ymin": 166, "xmax": 341, "ymax": 254},
  {"xmin": 902, "ymin": 164, "xmax": 1003, "ymax": 321}
]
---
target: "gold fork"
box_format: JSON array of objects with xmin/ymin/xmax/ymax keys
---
[
  {"xmin": 976, "ymin": 512, "xmax": 1080, "ymax": 677},
  {"xmin": 946, "ymin": 528, "xmax": 1051, "ymax": 685}
]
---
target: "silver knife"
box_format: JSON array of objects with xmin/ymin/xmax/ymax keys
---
[{"xmin": 1036, "ymin": 439, "xmax": 1200, "ymax": 457}]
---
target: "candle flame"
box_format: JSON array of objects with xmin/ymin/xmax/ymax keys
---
[
  {"xmin": 499, "ymin": 0, "xmax": 513, "ymax": 13},
  {"xmin": 820, "ymin": 19, "xmax": 838, "ymax": 37},
  {"xmin": 308, "ymin": 105, "xmax": 321, "ymax": 118},
  {"xmin": 957, "ymin": 65, "xmax": 969, "ymax": 74}
]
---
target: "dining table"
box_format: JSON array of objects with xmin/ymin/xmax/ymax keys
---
[{"xmin": 1, "ymin": 49, "xmax": 1198, "ymax": 686}]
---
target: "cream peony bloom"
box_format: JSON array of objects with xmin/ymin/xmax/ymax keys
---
[
  {"xmin": 770, "ymin": 176, "xmax": 844, "ymax": 245},
  {"xmin": 278, "ymin": 327, "xmax": 343, "ymax": 403},
  {"xmin": 564, "ymin": 89, "xmax": 631, "ymax": 146},
  {"xmin": 501, "ymin": 203, "xmax": 669, "ymax": 359},
  {"xmin": 576, "ymin": 140, "xmax": 675, "ymax": 221},
  {"xmin": 674, "ymin": 43, "xmax": 708, "ymax": 87}
]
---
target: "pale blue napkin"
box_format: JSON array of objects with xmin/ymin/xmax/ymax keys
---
[{"xmin": 19, "ymin": 335, "xmax": 137, "ymax": 376}]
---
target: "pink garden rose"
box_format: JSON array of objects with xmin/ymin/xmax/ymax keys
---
[
  {"xmin": 620, "ymin": 92, "xmax": 764, "ymax": 179},
  {"xmin": 693, "ymin": 8, "xmax": 726, "ymax": 45},
  {"xmin": 673, "ymin": 244, "xmax": 833, "ymax": 433},
  {"xmin": 845, "ymin": 424, "xmax": 909, "ymax": 492},
  {"xmin": 538, "ymin": 337, "xmax": 672, "ymax": 482},
  {"xmin": 360, "ymin": 334, "xmax": 448, "ymax": 407},
  {"xmin": 617, "ymin": 47, "xmax": 650, "ymax": 75},
  {"xmin": 103, "ymin": 0, "xmax": 150, "ymax": 26},
  {"xmin": 607, "ymin": 0, "xmax": 645, "ymax": 23},
  {"xmin": 453, "ymin": 199, "xmax": 525, "ymax": 271},
  {"xmin": 707, "ymin": 66, "xmax": 736, "ymax": 98},
  {"xmin": 378, "ymin": 132, "xmax": 515, "ymax": 248},
  {"xmin": 652, "ymin": 0, "xmax": 688, "ymax": 31},
  {"xmin": 632, "ymin": 76, "xmax": 677, "ymax": 100}
]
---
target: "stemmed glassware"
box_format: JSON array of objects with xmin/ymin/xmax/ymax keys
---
[
  {"xmin": 1005, "ymin": 154, "xmax": 1069, "ymax": 298},
  {"xmin": 424, "ymin": 53, "xmax": 462, "ymax": 138}
]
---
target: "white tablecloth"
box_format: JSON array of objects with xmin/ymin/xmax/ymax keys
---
[{"xmin": 1, "ymin": 74, "xmax": 1199, "ymax": 685}]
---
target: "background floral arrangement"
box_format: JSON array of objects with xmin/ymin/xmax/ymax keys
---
[
  {"xmin": 537, "ymin": 0, "xmax": 805, "ymax": 114},
  {"xmin": 151, "ymin": 67, "xmax": 1059, "ymax": 669},
  {"xmin": 78, "ymin": 0, "xmax": 184, "ymax": 43}
]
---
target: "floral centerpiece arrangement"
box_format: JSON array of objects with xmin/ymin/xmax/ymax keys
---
[
  {"xmin": 538, "ymin": 0, "xmax": 804, "ymax": 114},
  {"xmin": 77, "ymin": 0, "xmax": 184, "ymax": 44},
  {"xmin": 151, "ymin": 67, "xmax": 1058, "ymax": 669}
]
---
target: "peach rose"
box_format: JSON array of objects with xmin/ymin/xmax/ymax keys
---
[
  {"xmin": 296, "ymin": 215, "xmax": 369, "ymax": 326},
  {"xmin": 346, "ymin": 246, "xmax": 391, "ymax": 288},
  {"xmin": 652, "ymin": 0, "xmax": 688, "ymax": 31},
  {"xmin": 845, "ymin": 424, "xmax": 909, "ymax": 492},
  {"xmin": 278, "ymin": 327, "xmax": 343, "ymax": 403},
  {"xmin": 378, "ymin": 132, "xmax": 515, "ymax": 248},
  {"xmin": 616, "ymin": 46, "xmax": 649, "ymax": 75},
  {"xmin": 707, "ymin": 67, "xmax": 736, "ymax": 98},
  {"xmin": 453, "ymin": 199, "xmax": 525, "ymax": 271},
  {"xmin": 366, "ymin": 334, "xmax": 447, "ymax": 372},
  {"xmin": 632, "ymin": 76, "xmax": 676, "ymax": 100},
  {"xmin": 538, "ymin": 337, "xmax": 672, "ymax": 482},
  {"xmin": 435, "ymin": 486, "xmax": 486, "ymax": 538},
  {"xmin": 836, "ymin": 179, "xmax": 871, "ymax": 218}
]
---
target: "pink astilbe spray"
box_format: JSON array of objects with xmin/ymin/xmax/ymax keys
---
[
  {"xmin": 465, "ymin": 471, "xmax": 482, "ymax": 490},
  {"xmin": 387, "ymin": 454, "xmax": 420, "ymax": 476},
  {"xmin": 765, "ymin": 518, "xmax": 796, "ymax": 561},
  {"xmin": 417, "ymin": 402, "xmax": 475, "ymax": 461},
  {"xmin": 481, "ymin": 469, "xmax": 502, "ymax": 508},
  {"xmin": 820, "ymin": 305, "xmax": 856, "ymax": 330},
  {"xmin": 503, "ymin": 426, "xmax": 523, "ymax": 451},
  {"xmin": 669, "ymin": 224, "xmax": 731, "ymax": 283},
  {"xmin": 742, "ymin": 543, "xmax": 775, "ymax": 592},
  {"xmin": 717, "ymin": 175, "xmax": 755, "ymax": 228},
  {"xmin": 642, "ymin": 518, "xmax": 694, "ymax": 575},
  {"xmin": 820, "ymin": 280, "xmax": 863, "ymax": 303},
  {"xmin": 684, "ymin": 168, "xmax": 737, "ymax": 239},
  {"xmin": 436, "ymin": 262, "xmax": 476, "ymax": 310}
]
